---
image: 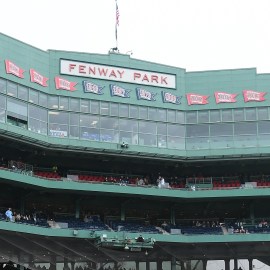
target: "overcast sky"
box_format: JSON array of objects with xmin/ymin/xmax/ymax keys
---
[{"xmin": 1, "ymin": 0, "xmax": 270, "ymax": 73}]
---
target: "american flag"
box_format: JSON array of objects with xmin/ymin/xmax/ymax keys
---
[{"xmin": 116, "ymin": 0, "xmax": 120, "ymax": 26}]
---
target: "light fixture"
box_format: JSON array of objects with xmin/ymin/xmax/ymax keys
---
[
  {"xmin": 145, "ymin": 250, "xmax": 148, "ymax": 256},
  {"xmin": 124, "ymin": 244, "xmax": 129, "ymax": 250}
]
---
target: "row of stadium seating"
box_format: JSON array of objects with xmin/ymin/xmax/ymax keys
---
[
  {"xmin": 109, "ymin": 220, "xmax": 161, "ymax": 234},
  {"xmin": 34, "ymin": 171, "xmax": 61, "ymax": 179}
]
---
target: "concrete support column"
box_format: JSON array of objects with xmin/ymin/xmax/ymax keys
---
[
  {"xmin": 28, "ymin": 255, "xmax": 35, "ymax": 270},
  {"xmin": 186, "ymin": 260, "xmax": 191, "ymax": 270},
  {"xmin": 49, "ymin": 256, "xmax": 56, "ymax": 270},
  {"xmin": 120, "ymin": 204, "xmax": 125, "ymax": 221},
  {"xmin": 157, "ymin": 259, "xmax": 162, "ymax": 270},
  {"xmin": 75, "ymin": 199, "xmax": 80, "ymax": 219},
  {"xmin": 233, "ymin": 259, "xmax": 238, "ymax": 270},
  {"xmin": 135, "ymin": 261, "xmax": 139, "ymax": 270},
  {"xmin": 224, "ymin": 259, "xmax": 230, "ymax": 270},
  {"xmin": 20, "ymin": 197, "xmax": 25, "ymax": 215},
  {"xmin": 63, "ymin": 257, "xmax": 68, "ymax": 270},
  {"xmin": 171, "ymin": 257, "xmax": 176, "ymax": 270},
  {"xmin": 180, "ymin": 261, "xmax": 185, "ymax": 270},
  {"xmin": 250, "ymin": 201, "xmax": 255, "ymax": 225},
  {"xmin": 248, "ymin": 259, "xmax": 253, "ymax": 270},
  {"xmin": 170, "ymin": 207, "xmax": 175, "ymax": 225},
  {"xmin": 202, "ymin": 259, "xmax": 207, "ymax": 270},
  {"xmin": 145, "ymin": 261, "xmax": 150, "ymax": 270},
  {"xmin": 70, "ymin": 262, "xmax": 75, "ymax": 270}
]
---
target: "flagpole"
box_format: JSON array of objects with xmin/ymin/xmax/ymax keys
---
[{"xmin": 115, "ymin": 0, "xmax": 119, "ymax": 51}]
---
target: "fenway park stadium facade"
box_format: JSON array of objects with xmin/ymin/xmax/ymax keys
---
[{"xmin": 2, "ymin": 33, "xmax": 270, "ymax": 270}]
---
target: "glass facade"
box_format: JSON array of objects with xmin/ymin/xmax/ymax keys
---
[{"xmin": 1, "ymin": 78, "xmax": 270, "ymax": 150}]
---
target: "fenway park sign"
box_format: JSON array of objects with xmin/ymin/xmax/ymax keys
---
[{"xmin": 60, "ymin": 59, "xmax": 176, "ymax": 89}]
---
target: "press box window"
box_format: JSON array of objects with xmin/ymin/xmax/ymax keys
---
[{"xmin": 7, "ymin": 98, "xmax": 27, "ymax": 129}]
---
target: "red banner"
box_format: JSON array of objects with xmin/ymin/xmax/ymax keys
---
[
  {"xmin": 243, "ymin": 90, "xmax": 266, "ymax": 102},
  {"xmin": 215, "ymin": 91, "xmax": 237, "ymax": 104},
  {"xmin": 55, "ymin": 77, "xmax": 77, "ymax": 91},
  {"xmin": 186, "ymin": 93, "xmax": 209, "ymax": 105},
  {"xmin": 5, "ymin": 60, "xmax": 24, "ymax": 78},
  {"xmin": 30, "ymin": 69, "xmax": 48, "ymax": 87}
]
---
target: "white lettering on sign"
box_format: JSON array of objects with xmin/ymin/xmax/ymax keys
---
[{"xmin": 60, "ymin": 59, "xmax": 176, "ymax": 89}]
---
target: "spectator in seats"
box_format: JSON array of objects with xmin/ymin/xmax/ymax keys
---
[
  {"xmin": 157, "ymin": 176, "xmax": 168, "ymax": 188},
  {"xmin": 15, "ymin": 212, "xmax": 21, "ymax": 222},
  {"xmin": 52, "ymin": 165, "xmax": 58, "ymax": 173},
  {"xmin": 137, "ymin": 177, "xmax": 145, "ymax": 186},
  {"xmin": 0, "ymin": 157, "xmax": 6, "ymax": 167},
  {"xmin": 161, "ymin": 220, "xmax": 168, "ymax": 229},
  {"xmin": 136, "ymin": 235, "xmax": 144, "ymax": 242},
  {"xmin": 144, "ymin": 177, "xmax": 149, "ymax": 185},
  {"xmin": 5, "ymin": 208, "xmax": 13, "ymax": 222}
]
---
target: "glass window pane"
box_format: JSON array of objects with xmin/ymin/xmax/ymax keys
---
[
  {"xmin": 7, "ymin": 98, "xmax": 27, "ymax": 120},
  {"xmin": 29, "ymin": 105, "xmax": 47, "ymax": 122},
  {"xmin": 80, "ymin": 114, "xmax": 91, "ymax": 127},
  {"xmin": 0, "ymin": 109, "xmax": 5, "ymax": 123},
  {"xmin": 70, "ymin": 113, "xmax": 79, "ymax": 126},
  {"xmin": 139, "ymin": 107, "xmax": 147, "ymax": 119},
  {"xmin": 80, "ymin": 99, "xmax": 89, "ymax": 113},
  {"xmin": 157, "ymin": 123, "xmax": 167, "ymax": 135},
  {"xmin": 48, "ymin": 96, "xmax": 59, "ymax": 109},
  {"xmin": 18, "ymin": 85, "xmax": 28, "ymax": 101},
  {"xmin": 139, "ymin": 121, "xmax": 156, "ymax": 134},
  {"xmin": 70, "ymin": 126, "xmax": 79, "ymax": 138},
  {"xmin": 49, "ymin": 111, "xmax": 68, "ymax": 125},
  {"xmin": 157, "ymin": 109, "xmax": 166, "ymax": 122},
  {"xmin": 29, "ymin": 89, "xmax": 39, "ymax": 104},
  {"xmin": 0, "ymin": 95, "xmax": 6, "ymax": 109},
  {"xmin": 210, "ymin": 110, "xmax": 221, "ymax": 122},
  {"xmin": 222, "ymin": 109, "xmax": 233, "ymax": 122},
  {"xmin": 234, "ymin": 122, "xmax": 257, "ymax": 135},
  {"xmin": 186, "ymin": 124, "xmax": 209, "ymax": 137},
  {"xmin": 158, "ymin": 135, "xmax": 167, "ymax": 148},
  {"xmin": 234, "ymin": 109, "xmax": 244, "ymax": 121},
  {"xmin": 49, "ymin": 111, "xmax": 69, "ymax": 137},
  {"xmin": 28, "ymin": 105, "xmax": 47, "ymax": 134},
  {"xmin": 139, "ymin": 133, "xmax": 157, "ymax": 147},
  {"xmin": 149, "ymin": 108, "xmax": 157, "ymax": 121},
  {"xmin": 0, "ymin": 78, "xmax": 6, "ymax": 94},
  {"xmin": 100, "ymin": 102, "xmax": 109, "ymax": 115},
  {"xmin": 167, "ymin": 124, "xmax": 185, "ymax": 137},
  {"xmin": 167, "ymin": 110, "xmax": 176, "ymax": 123},
  {"xmin": 119, "ymin": 119, "xmax": 138, "ymax": 132},
  {"xmin": 90, "ymin": 100, "xmax": 99, "ymax": 114},
  {"xmin": 119, "ymin": 104, "xmax": 128, "ymax": 117},
  {"xmin": 119, "ymin": 131, "xmax": 138, "ymax": 145},
  {"xmin": 70, "ymin": 98, "xmax": 80, "ymax": 112},
  {"xmin": 7, "ymin": 82, "xmax": 17, "ymax": 97},
  {"xmin": 100, "ymin": 129, "xmax": 118, "ymax": 142},
  {"xmin": 80, "ymin": 115, "xmax": 99, "ymax": 141},
  {"xmin": 210, "ymin": 123, "xmax": 233, "ymax": 136},
  {"xmin": 245, "ymin": 108, "xmax": 256, "ymax": 121},
  {"xmin": 100, "ymin": 116, "xmax": 118, "ymax": 129},
  {"xmin": 59, "ymin": 97, "xmax": 69, "ymax": 110},
  {"xmin": 176, "ymin": 111, "xmax": 184, "ymax": 124},
  {"xmin": 168, "ymin": 137, "xmax": 185, "ymax": 150},
  {"xmin": 130, "ymin": 105, "xmax": 138, "ymax": 118},
  {"xmin": 39, "ymin": 93, "xmax": 48, "ymax": 107},
  {"xmin": 111, "ymin": 103, "xmax": 118, "ymax": 116},
  {"xmin": 198, "ymin": 111, "xmax": 209, "ymax": 123},
  {"xmin": 258, "ymin": 107, "xmax": 269, "ymax": 120},
  {"xmin": 258, "ymin": 121, "xmax": 270, "ymax": 134},
  {"xmin": 186, "ymin": 111, "xmax": 197, "ymax": 124}
]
